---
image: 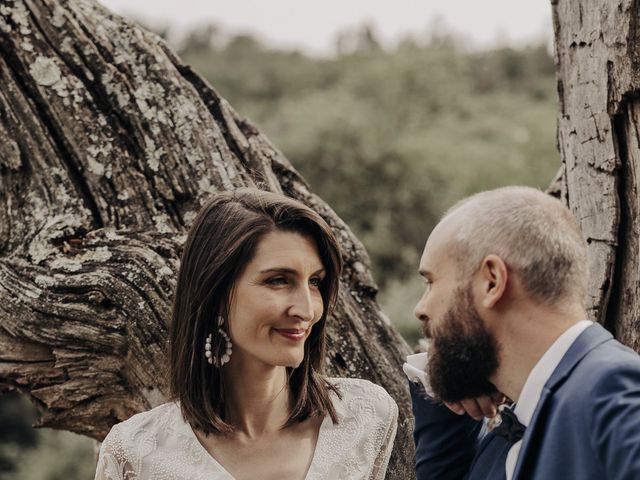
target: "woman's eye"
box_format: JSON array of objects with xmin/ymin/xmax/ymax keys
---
[
  {"xmin": 309, "ymin": 277, "xmax": 323, "ymax": 288},
  {"xmin": 266, "ymin": 277, "xmax": 287, "ymax": 286}
]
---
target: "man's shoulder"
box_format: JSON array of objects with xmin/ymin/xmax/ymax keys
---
[
  {"xmin": 576, "ymin": 336, "xmax": 640, "ymax": 374},
  {"xmin": 539, "ymin": 335, "xmax": 640, "ymax": 477},
  {"xmin": 564, "ymin": 336, "xmax": 640, "ymax": 396}
]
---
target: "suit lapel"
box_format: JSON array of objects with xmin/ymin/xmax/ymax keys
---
[{"xmin": 511, "ymin": 324, "xmax": 612, "ymax": 479}]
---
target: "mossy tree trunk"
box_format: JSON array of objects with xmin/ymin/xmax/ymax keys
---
[
  {"xmin": 552, "ymin": 0, "xmax": 640, "ymax": 352},
  {"xmin": 0, "ymin": 1, "xmax": 414, "ymax": 477}
]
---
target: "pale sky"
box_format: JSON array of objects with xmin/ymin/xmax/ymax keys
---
[{"xmin": 97, "ymin": 0, "xmax": 552, "ymax": 55}]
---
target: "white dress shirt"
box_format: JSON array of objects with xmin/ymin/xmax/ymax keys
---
[{"xmin": 505, "ymin": 320, "xmax": 593, "ymax": 480}]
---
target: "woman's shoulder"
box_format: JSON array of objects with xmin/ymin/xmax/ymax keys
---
[
  {"xmin": 326, "ymin": 377, "xmax": 398, "ymax": 425},
  {"xmin": 96, "ymin": 402, "xmax": 216, "ymax": 479},
  {"xmin": 310, "ymin": 378, "xmax": 398, "ymax": 477},
  {"xmin": 103, "ymin": 401, "xmax": 181, "ymax": 443},
  {"xmin": 327, "ymin": 376, "xmax": 394, "ymax": 399}
]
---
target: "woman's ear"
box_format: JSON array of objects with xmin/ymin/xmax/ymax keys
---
[{"xmin": 478, "ymin": 254, "xmax": 508, "ymax": 308}]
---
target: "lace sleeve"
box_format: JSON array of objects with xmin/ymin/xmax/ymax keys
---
[
  {"xmin": 369, "ymin": 394, "xmax": 399, "ymax": 480},
  {"xmin": 94, "ymin": 424, "xmax": 136, "ymax": 480}
]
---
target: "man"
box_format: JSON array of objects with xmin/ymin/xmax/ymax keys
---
[{"xmin": 408, "ymin": 186, "xmax": 640, "ymax": 479}]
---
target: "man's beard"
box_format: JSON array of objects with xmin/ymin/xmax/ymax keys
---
[{"xmin": 425, "ymin": 284, "xmax": 500, "ymax": 403}]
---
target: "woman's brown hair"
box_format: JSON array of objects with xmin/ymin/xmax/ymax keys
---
[{"xmin": 169, "ymin": 188, "xmax": 342, "ymax": 434}]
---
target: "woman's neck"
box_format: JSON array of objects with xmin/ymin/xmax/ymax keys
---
[{"xmin": 222, "ymin": 356, "xmax": 291, "ymax": 439}]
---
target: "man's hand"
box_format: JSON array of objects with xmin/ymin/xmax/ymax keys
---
[{"xmin": 444, "ymin": 391, "xmax": 506, "ymax": 420}]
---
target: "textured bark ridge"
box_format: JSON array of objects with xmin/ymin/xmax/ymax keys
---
[
  {"xmin": 552, "ymin": 0, "xmax": 640, "ymax": 352},
  {"xmin": 0, "ymin": 1, "xmax": 414, "ymax": 477}
]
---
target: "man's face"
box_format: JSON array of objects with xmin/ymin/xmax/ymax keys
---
[
  {"xmin": 414, "ymin": 222, "xmax": 500, "ymax": 403},
  {"xmin": 426, "ymin": 284, "xmax": 500, "ymax": 403}
]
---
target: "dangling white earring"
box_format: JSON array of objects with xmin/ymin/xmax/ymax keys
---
[{"xmin": 205, "ymin": 316, "xmax": 232, "ymax": 366}]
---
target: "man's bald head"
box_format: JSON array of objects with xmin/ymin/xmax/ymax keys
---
[{"xmin": 439, "ymin": 186, "xmax": 588, "ymax": 306}]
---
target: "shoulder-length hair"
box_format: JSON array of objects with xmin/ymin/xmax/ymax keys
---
[{"xmin": 169, "ymin": 188, "xmax": 342, "ymax": 434}]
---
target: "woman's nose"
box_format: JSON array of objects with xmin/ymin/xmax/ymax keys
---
[{"xmin": 288, "ymin": 285, "xmax": 316, "ymax": 321}]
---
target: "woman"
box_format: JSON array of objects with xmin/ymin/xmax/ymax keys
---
[{"xmin": 95, "ymin": 189, "xmax": 398, "ymax": 480}]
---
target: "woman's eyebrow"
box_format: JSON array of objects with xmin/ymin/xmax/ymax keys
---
[
  {"xmin": 258, "ymin": 267, "xmax": 296, "ymax": 274},
  {"xmin": 258, "ymin": 267, "xmax": 326, "ymax": 275}
]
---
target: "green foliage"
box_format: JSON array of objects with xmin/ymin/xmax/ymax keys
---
[
  {"xmin": 0, "ymin": 394, "xmax": 37, "ymax": 474},
  {"xmin": 4, "ymin": 24, "xmax": 562, "ymax": 477},
  {"xmin": 178, "ymin": 28, "xmax": 559, "ymax": 343},
  {"xmin": 0, "ymin": 395, "xmax": 95, "ymax": 480},
  {"xmin": 5, "ymin": 430, "xmax": 95, "ymax": 480},
  {"xmin": 378, "ymin": 277, "xmax": 428, "ymax": 347},
  {"xmin": 180, "ymin": 29, "xmax": 559, "ymax": 294}
]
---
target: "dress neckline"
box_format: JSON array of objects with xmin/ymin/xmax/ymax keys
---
[{"xmin": 178, "ymin": 403, "xmax": 331, "ymax": 480}]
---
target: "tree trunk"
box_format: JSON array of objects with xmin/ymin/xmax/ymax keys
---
[
  {"xmin": 0, "ymin": 1, "xmax": 414, "ymax": 477},
  {"xmin": 552, "ymin": 0, "xmax": 640, "ymax": 352}
]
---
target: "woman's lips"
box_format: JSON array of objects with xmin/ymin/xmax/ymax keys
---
[{"xmin": 274, "ymin": 328, "xmax": 307, "ymax": 341}]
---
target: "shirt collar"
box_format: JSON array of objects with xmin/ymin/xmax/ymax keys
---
[{"xmin": 513, "ymin": 320, "xmax": 593, "ymax": 426}]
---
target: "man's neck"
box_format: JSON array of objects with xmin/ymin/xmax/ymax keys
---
[{"xmin": 490, "ymin": 303, "xmax": 587, "ymax": 402}]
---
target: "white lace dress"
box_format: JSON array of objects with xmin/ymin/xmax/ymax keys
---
[{"xmin": 94, "ymin": 377, "xmax": 398, "ymax": 480}]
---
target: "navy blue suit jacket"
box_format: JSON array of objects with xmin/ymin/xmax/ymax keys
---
[{"xmin": 412, "ymin": 323, "xmax": 640, "ymax": 479}]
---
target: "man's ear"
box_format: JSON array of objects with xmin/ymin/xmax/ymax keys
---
[{"xmin": 478, "ymin": 254, "xmax": 508, "ymax": 308}]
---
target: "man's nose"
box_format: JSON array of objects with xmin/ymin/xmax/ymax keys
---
[{"xmin": 414, "ymin": 299, "xmax": 428, "ymax": 322}]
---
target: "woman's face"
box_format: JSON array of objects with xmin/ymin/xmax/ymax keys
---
[{"xmin": 226, "ymin": 230, "xmax": 326, "ymax": 369}]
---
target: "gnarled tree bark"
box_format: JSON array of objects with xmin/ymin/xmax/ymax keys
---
[
  {"xmin": 0, "ymin": 0, "xmax": 414, "ymax": 477},
  {"xmin": 552, "ymin": 0, "xmax": 640, "ymax": 352}
]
